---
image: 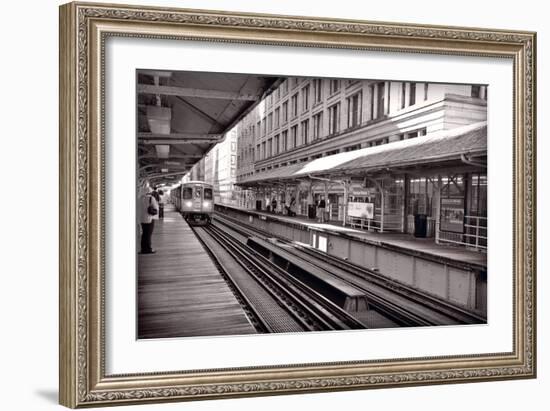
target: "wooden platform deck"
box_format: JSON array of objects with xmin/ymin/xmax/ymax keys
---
[{"xmin": 137, "ymin": 207, "xmax": 256, "ymax": 339}]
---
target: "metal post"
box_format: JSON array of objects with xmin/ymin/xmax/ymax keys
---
[
  {"xmin": 475, "ymin": 217, "xmax": 480, "ymax": 249},
  {"xmin": 343, "ymin": 180, "xmax": 349, "ymax": 226},
  {"xmin": 435, "ymin": 175, "xmax": 442, "ymax": 244},
  {"xmin": 324, "ymin": 182, "xmax": 329, "ymax": 223},
  {"xmin": 402, "ymin": 174, "xmax": 409, "ymax": 233},
  {"xmin": 380, "ymin": 188, "xmax": 385, "ymax": 233},
  {"xmin": 294, "ymin": 182, "xmax": 302, "ymax": 215}
]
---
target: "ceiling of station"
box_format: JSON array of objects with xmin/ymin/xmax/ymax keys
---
[{"xmin": 137, "ymin": 70, "xmax": 280, "ymax": 186}]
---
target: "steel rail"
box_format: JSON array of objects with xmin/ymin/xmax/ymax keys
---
[
  {"xmin": 213, "ymin": 212, "xmax": 485, "ymax": 326},
  {"xmin": 204, "ymin": 223, "xmax": 366, "ymax": 331}
]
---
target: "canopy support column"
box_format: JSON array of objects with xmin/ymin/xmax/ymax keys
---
[
  {"xmin": 402, "ymin": 174, "xmax": 409, "ymax": 233},
  {"xmin": 342, "ymin": 179, "xmax": 351, "ymax": 227},
  {"xmin": 435, "ymin": 175, "xmax": 442, "ymax": 244}
]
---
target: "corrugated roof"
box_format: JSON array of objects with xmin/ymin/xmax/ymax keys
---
[{"xmin": 239, "ymin": 121, "xmax": 487, "ymax": 185}]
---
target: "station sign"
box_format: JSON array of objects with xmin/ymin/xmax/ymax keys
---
[
  {"xmin": 348, "ymin": 202, "xmax": 374, "ymax": 219},
  {"xmin": 440, "ymin": 197, "xmax": 464, "ymax": 233}
]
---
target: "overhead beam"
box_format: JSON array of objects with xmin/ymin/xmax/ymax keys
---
[
  {"xmin": 138, "ymin": 132, "xmax": 222, "ymax": 140},
  {"xmin": 140, "ymin": 162, "xmax": 190, "ymax": 169},
  {"xmin": 140, "ymin": 139, "xmax": 219, "ymax": 145},
  {"xmin": 139, "ymin": 70, "xmax": 172, "ymax": 78},
  {"xmin": 138, "ymin": 84, "xmax": 260, "ymax": 101},
  {"xmin": 139, "ymin": 154, "xmax": 203, "ymax": 160},
  {"xmin": 147, "ymin": 171, "xmax": 189, "ymax": 180}
]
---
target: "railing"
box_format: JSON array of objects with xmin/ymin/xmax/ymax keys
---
[
  {"xmin": 346, "ymin": 207, "xmax": 402, "ymax": 232},
  {"xmin": 438, "ymin": 215, "xmax": 487, "ymax": 251}
]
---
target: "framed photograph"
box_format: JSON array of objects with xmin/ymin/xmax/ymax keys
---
[{"xmin": 59, "ymin": 1, "xmax": 536, "ymax": 408}]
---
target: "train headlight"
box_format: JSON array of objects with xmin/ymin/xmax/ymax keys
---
[
  {"xmin": 203, "ymin": 201, "xmax": 210, "ymax": 207},
  {"xmin": 185, "ymin": 201, "xmax": 192, "ymax": 207}
]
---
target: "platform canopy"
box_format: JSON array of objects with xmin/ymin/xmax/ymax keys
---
[
  {"xmin": 137, "ymin": 70, "xmax": 281, "ymax": 186},
  {"xmin": 238, "ymin": 121, "xmax": 487, "ymax": 187}
]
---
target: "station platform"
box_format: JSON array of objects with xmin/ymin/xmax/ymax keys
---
[
  {"xmin": 215, "ymin": 204, "xmax": 487, "ymax": 270},
  {"xmin": 137, "ymin": 206, "xmax": 256, "ymax": 339}
]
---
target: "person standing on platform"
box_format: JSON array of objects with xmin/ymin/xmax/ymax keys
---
[
  {"xmin": 271, "ymin": 197, "xmax": 277, "ymax": 214},
  {"xmin": 139, "ymin": 185, "xmax": 159, "ymax": 254},
  {"xmin": 289, "ymin": 197, "xmax": 296, "ymax": 217},
  {"xmin": 157, "ymin": 189, "xmax": 165, "ymax": 219}
]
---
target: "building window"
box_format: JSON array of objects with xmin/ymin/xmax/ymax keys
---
[
  {"xmin": 300, "ymin": 157, "xmax": 308, "ymax": 162},
  {"xmin": 268, "ymin": 113, "xmax": 273, "ymax": 132},
  {"xmin": 262, "ymin": 142, "xmax": 266, "ymax": 159},
  {"xmin": 409, "ymin": 82, "xmax": 416, "ymax": 106},
  {"xmin": 328, "ymin": 103, "xmax": 340, "ymax": 135},
  {"xmin": 375, "ymin": 137, "xmax": 389, "ymax": 146},
  {"xmin": 256, "ymin": 121, "xmax": 261, "ymax": 138},
  {"xmin": 282, "ymin": 80, "xmax": 288, "ymax": 95},
  {"xmin": 376, "ymin": 82, "xmax": 385, "ymax": 118},
  {"xmin": 256, "ymin": 144, "xmax": 260, "ymax": 161},
  {"xmin": 471, "ymin": 85, "xmax": 481, "ymax": 98},
  {"xmin": 302, "ymin": 85, "xmax": 310, "ymax": 111},
  {"xmin": 326, "ymin": 149, "xmax": 339, "ymax": 156},
  {"xmin": 262, "ymin": 117, "xmax": 267, "ymax": 135},
  {"xmin": 301, "ymin": 119, "xmax": 309, "ymax": 145},
  {"xmin": 313, "ymin": 112, "xmax": 323, "ymax": 140},
  {"xmin": 291, "ymin": 125, "xmax": 298, "ymax": 148},
  {"xmin": 282, "ymin": 101, "xmax": 288, "ymax": 123},
  {"xmin": 400, "ymin": 127, "xmax": 427, "ymax": 140},
  {"xmin": 291, "ymin": 93, "xmax": 299, "ymax": 117},
  {"xmin": 282, "ymin": 130, "xmax": 288, "ymax": 151},
  {"xmin": 347, "ymin": 91, "xmax": 362, "ymax": 128},
  {"xmin": 330, "ymin": 79, "xmax": 340, "ymax": 94},
  {"xmin": 344, "ymin": 144, "xmax": 361, "ymax": 152},
  {"xmin": 313, "ymin": 79, "xmax": 323, "ymax": 103},
  {"xmin": 401, "ymin": 83, "xmax": 406, "ymax": 109},
  {"xmin": 274, "ymin": 107, "xmax": 280, "ymax": 128},
  {"xmin": 274, "ymin": 134, "xmax": 280, "ymax": 155},
  {"xmin": 424, "ymin": 83, "xmax": 429, "ymax": 100},
  {"xmin": 267, "ymin": 138, "xmax": 272, "ymax": 157}
]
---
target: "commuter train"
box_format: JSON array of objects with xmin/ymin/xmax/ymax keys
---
[{"xmin": 172, "ymin": 181, "xmax": 214, "ymax": 225}]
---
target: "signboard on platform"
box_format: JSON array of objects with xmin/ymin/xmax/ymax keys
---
[
  {"xmin": 440, "ymin": 197, "xmax": 465, "ymax": 233},
  {"xmin": 347, "ymin": 202, "xmax": 374, "ymax": 219}
]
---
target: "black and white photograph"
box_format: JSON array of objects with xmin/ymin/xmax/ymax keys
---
[{"xmin": 136, "ymin": 70, "xmax": 488, "ymax": 339}]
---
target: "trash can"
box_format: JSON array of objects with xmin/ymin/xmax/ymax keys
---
[
  {"xmin": 255, "ymin": 200, "xmax": 262, "ymax": 211},
  {"xmin": 307, "ymin": 204, "xmax": 316, "ymax": 219},
  {"xmin": 414, "ymin": 214, "xmax": 427, "ymax": 238}
]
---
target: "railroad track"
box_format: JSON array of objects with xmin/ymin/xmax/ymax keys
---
[
  {"xmin": 213, "ymin": 212, "xmax": 486, "ymax": 327},
  {"xmin": 192, "ymin": 223, "xmax": 366, "ymax": 334}
]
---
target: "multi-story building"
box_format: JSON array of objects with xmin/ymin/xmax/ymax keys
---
[
  {"xmin": 186, "ymin": 129, "xmax": 239, "ymax": 206},
  {"xmin": 235, "ymin": 77, "xmax": 488, "ymax": 249}
]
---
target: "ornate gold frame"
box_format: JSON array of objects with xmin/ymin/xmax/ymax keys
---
[{"xmin": 59, "ymin": 2, "xmax": 536, "ymax": 408}]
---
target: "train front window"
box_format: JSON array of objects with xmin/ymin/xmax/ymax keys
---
[
  {"xmin": 194, "ymin": 187, "xmax": 202, "ymax": 199},
  {"xmin": 204, "ymin": 188, "xmax": 213, "ymax": 200},
  {"xmin": 182, "ymin": 187, "xmax": 192, "ymax": 199}
]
